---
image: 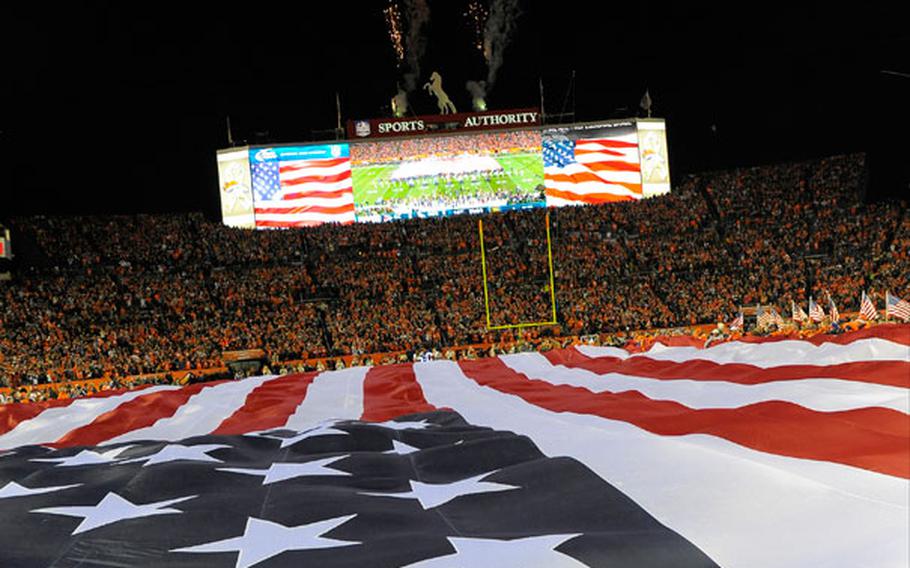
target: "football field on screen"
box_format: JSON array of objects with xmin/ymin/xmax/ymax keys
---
[{"xmin": 351, "ymin": 153, "xmax": 544, "ymax": 207}]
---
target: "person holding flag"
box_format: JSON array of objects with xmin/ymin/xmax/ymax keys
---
[
  {"xmin": 885, "ymin": 291, "xmax": 910, "ymax": 322},
  {"xmin": 826, "ymin": 291, "xmax": 840, "ymax": 323},
  {"xmin": 859, "ymin": 290, "xmax": 878, "ymax": 321},
  {"xmin": 808, "ymin": 296, "xmax": 825, "ymax": 323},
  {"xmin": 727, "ymin": 309, "xmax": 743, "ymax": 332},
  {"xmin": 792, "ymin": 300, "xmax": 809, "ymax": 325},
  {"xmin": 755, "ymin": 304, "xmax": 771, "ymax": 331},
  {"xmin": 770, "ymin": 306, "xmax": 785, "ymax": 328}
]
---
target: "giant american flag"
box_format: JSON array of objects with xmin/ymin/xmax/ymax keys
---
[
  {"xmin": 542, "ymin": 126, "xmax": 643, "ymax": 206},
  {"xmin": 250, "ymin": 145, "xmax": 355, "ymax": 228},
  {"xmin": 0, "ymin": 325, "xmax": 907, "ymax": 567}
]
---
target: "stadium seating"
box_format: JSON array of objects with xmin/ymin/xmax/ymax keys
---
[{"xmin": 1, "ymin": 153, "xmax": 907, "ymax": 398}]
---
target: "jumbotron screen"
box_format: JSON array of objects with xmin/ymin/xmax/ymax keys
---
[
  {"xmin": 352, "ymin": 130, "xmax": 544, "ymax": 222},
  {"xmin": 216, "ymin": 118, "xmax": 669, "ymax": 228}
]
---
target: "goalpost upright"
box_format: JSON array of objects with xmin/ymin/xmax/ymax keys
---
[{"xmin": 478, "ymin": 211, "xmax": 557, "ymax": 330}]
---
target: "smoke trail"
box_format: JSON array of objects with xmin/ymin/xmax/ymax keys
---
[
  {"xmin": 391, "ymin": 88, "xmax": 409, "ymax": 117},
  {"xmin": 466, "ymin": 80, "xmax": 487, "ymax": 111},
  {"xmin": 402, "ymin": 0, "xmax": 430, "ymax": 92},
  {"xmin": 483, "ymin": 0, "xmax": 521, "ymax": 88}
]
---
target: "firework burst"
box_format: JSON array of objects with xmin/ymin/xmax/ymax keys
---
[
  {"xmin": 384, "ymin": 1, "xmax": 405, "ymax": 65},
  {"xmin": 464, "ymin": 0, "xmax": 489, "ymax": 56}
]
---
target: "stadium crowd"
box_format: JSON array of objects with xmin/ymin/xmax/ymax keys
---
[
  {"xmin": 351, "ymin": 130, "xmax": 541, "ymax": 165},
  {"xmin": 2, "ymin": 153, "xmax": 908, "ymax": 401}
]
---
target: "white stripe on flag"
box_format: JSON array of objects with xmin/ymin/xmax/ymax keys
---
[
  {"xmin": 412, "ymin": 360, "xmax": 909, "ymax": 568},
  {"xmin": 256, "ymin": 194, "xmax": 355, "ymax": 209},
  {"xmin": 574, "ymin": 141, "xmax": 639, "ymax": 155},
  {"xmin": 501, "ymin": 352, "xmax": 910, "ymax": 414},
  {"xmin": 543, "ymin": 180, "xmax": 641, "ymax": 197},
  {"xmin": 575, "ymin": 151, "xmax": 639, "ymax": 165},
  {"xmin": 577, "ymin": 337, "xmax": 910, "ymax": 367},
  {"xmin": 283, "ymin": 367, "xmax": 369, "ymax": 431},
  {"xmin": 579, "ymin": 133, "xmax": 639, "ymax": 145},
  {"xmin": 102, "ymin": 375, "xmax": 278, "ymax": 444},
  {"xmin": 279, "ymin": 162, "xmax": 351, "ymax": 180},
  {"xmin": 276, "ymin": 180, "xmax": 354, "ymax": 197},
  {"xmin": 0, "ymin": 386, "xmax": 181, "ymax": 450},
  {"xmin": 544, "ymin": 165, "xmax": 643, "ymax": 185}
]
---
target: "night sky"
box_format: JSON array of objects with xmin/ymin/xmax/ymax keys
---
[{"xmin": 2, "ymin": 3, "xmax": 907, "ymax": 217}]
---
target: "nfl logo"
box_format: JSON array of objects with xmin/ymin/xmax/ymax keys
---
[{"xmin": 354, "ymin": 120, "xmax": 371, "ymax": 137}]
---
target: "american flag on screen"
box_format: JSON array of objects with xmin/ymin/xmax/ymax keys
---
[
  {"xmin": 542, "ymin": 128, "xmax": 643, "ymax": 206},
  {"xmin": 251, "ymin": 145, "xmax": 355, "ymax": 228}
]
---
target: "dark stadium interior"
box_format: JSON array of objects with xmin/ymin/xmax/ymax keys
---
[{"xmin": 2, "ymin": 5, "xmax": 908, "ymax": 216}]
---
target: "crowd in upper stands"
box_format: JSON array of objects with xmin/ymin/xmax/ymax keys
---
[
  {"xmin": 351, "ymin": 130, "xmax": 541, "ymax": 165},
  {"xmin": 1, "ymin": 153, "xmax": 908, "ymax": 396}
]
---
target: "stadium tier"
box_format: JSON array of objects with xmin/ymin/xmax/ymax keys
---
[{"xmin": 1, "ymin": 153, "xmax": 907, "ymax": 395}]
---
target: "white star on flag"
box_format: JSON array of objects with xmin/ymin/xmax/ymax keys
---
[
  {"xmin": 400, "ymin": 534, "xmax": 586, "ymax": 568},
  {"xmin": 172, "ymin": 515, "xmax": 359, "ymax": 568},
  {"xmin": 256, "ymin": 424, "xmax": 349, "ymax": 449},
  {"xmin": 32, "ymin": 493, "xmax": 196, "ymax": 535},
  {"xmin": 218, "ymin": 455, "xmax": 350, "ymax": 485},
  {"xmin": 385, "ymin": 440, "xmax": 421, "ymax": 455},
  {"xmin": 373, "ymin": 419, "xmax": 433, "ymax": 431},
  {"xmin": 30, "ymin": 445, "xmax": 135, "ymax": 467},
  {"xmin": 0, "ymin": 481, "xmax": 82, "ymax": 500},
  {"xmin": 120, "ymin": 444, "xmax": 229, "ymax": 467},
  {"xmin": 361, "ymin": 471, "xmax": 519, "ymax": 509}
]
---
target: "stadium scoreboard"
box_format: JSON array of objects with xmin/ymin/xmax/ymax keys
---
[
  {"xmin": 217, "ymin": 113, "xmax": 670, "ymax": 229},
  {"xmin": 0, "ymin": 227, "xmax": 10, "ymax": 259}
]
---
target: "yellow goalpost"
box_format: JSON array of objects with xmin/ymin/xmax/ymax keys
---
[{"xmin": 478, "ymin": 212, "xmax": 557, "ymax": 330}]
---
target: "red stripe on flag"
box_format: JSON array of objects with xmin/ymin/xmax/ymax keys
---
[
  {"xmin": 0, "ymin": 399, "xmax": 73, "ymax": 436},
  {"xmin": 543, "ymin": 348, "xmax": 910, "ymax": 388},
  {"xmin": 544, "ymin": 171, "xmax": 643, "ymax": 191},
  {"xmin": 577, "ymin": 138, "xmax": 638, "ymax": 149},
  {"xmin": 254, "ymin": 219, "xmax": 354, "ymax": 228},
  {"xmin": 279, "ymin": 158, "xmax": 349, "ymax": 171},
  {"xmin": 280, "ymin": 188, "xmax": 353, "ymax": 201},
  {"xmin": 280, "ymin": 170, "xmax": 352, "ymax": 186},
  {"xmin": 571, "ymin": 146, "xmax": 627, "ymax": 157},
  {"xmin": 544, "ymin": 188, "xmax": 635, "ymax": 204},
  {"xmin": 360, "ymin": 363, "xmax": 438, "ymax": 422},
  {"xmin": 0, "ymin": 385, "xmax": 158, "ymax": 437},
  {"xmin": 735, "ymin": 323, "xmax": 910, "ymax": 347},
  {"xmin": 48, "ymin": 382, "xmax": 226, "ymax": 448},
  {"xmin": 583, "ymin": 160, "xmax": 642, "ymax": 172},
  {"xmin": 212, "ymin": 372, "xmax": 319, "ymax": 435},
  {"xmin": 254, "ymin": 203, "xmax": 355, "ymax": 215},
  {"xmin": 622, "ymin": 324, "xmax": 910, "ymax": 351},
  {"xmin": 458, "ymin": 358, "xmax": 910, "ymax": 478}
]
